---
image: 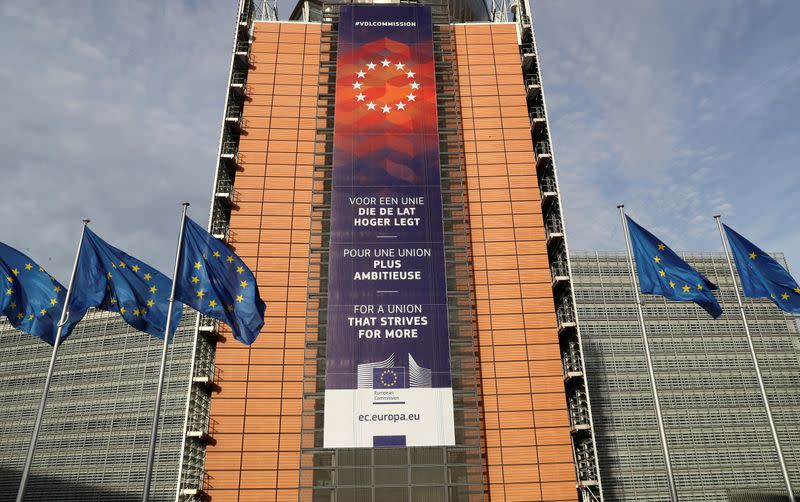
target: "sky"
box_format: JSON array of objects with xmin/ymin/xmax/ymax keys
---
[{"xmin": 0, "ymin": 0, "xmax": 798, "ymax": 281}]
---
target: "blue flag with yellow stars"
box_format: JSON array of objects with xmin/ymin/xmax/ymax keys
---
[
  {"xmin": 0, "ymin": 241, "xmax": 77, "ymax": 345},
  {"xmin": 626, "ymin": 216, "xmax": 723, "ymax": 318},
  {"xmin": 723, "ymin": 224, "xmax": 800, "ymax": 314},
  {"xmin": 68, "ymin": 228, "xmax": 182, "ymax": 340},
  {"xmin": 174, "ymin": 217, "xmax": 265, "ymax": 345}
]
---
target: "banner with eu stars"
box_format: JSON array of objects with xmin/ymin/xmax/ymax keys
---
[
  {"xmin": 723, "ymin": 224, "xmax": 800, "ymax": 314},
  {"xmin": 626, "ymin": 216, "xmax": 723, "ymax": 318},
  {"xmin": 174, "ymin": 217, "xmax": 265, "ymax": 345},
  {"xmin": 68, "ymin": 228, "xmax": 182, "ymax": 340},
  {"xmin": 0, "ymin": 241, "xmax": 77, "ymax": 345}
]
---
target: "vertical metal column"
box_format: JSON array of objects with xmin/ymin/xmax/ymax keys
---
[
  {"xmin": 618, "ymin": 205, "xmax": 679, "ymax": 502},
  {"xmin": 714, "ymin": 215, "xmax": 796, "ymax": 502}
]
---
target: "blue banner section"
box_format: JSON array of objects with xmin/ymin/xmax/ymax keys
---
[{"xmin": 323, "ymin": 4, "xmax": 455, "ymax": 448}]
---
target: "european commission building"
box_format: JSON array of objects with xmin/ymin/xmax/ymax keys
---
[{"xmin": 0, "ymin": 0, "xmax": 799, "ymax": 501}]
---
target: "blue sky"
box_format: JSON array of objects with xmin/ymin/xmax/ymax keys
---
[{"xmin": 0, "ymin": 0, "xmax": 798, "ymax": 280}]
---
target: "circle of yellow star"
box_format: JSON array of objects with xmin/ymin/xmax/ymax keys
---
[
  {"xmin": 659, "ymin": 270, "xmax": 666, "ymax": 277},
  {"xmin": 132, "ymin": 265, "xmax": 141, "ymax": 272},
  {"xmin": 654, "ymin": 256, "xmax": 661, "ymax": 263},
  {"xmin": 209, "ymin": 300, "xmax": 217, "ymax": 308},
  {"xmin": 226, "ymin": 256, "xmax": 234, "ymax": 263},
  {"xmin": 147, "ymin": 299, "xmax": 155, "ymax": 307},
  {"xmin": 191, "ymin": 276, "xmax": 200, "ymax": 284},
  {"xmin": 25, "ymin": 263, "xmax": 33, "ymax": 271},
  {"xmin": 194, "ymin": 261, "xmax": 202, "ymax": 270},
  {"xmin": 657, "ymin": 244, "xmax": 666, "ymax": 251},
  {"xmin": 143, "ymin": 273, "xmax": 152, "ymax": 281},
  {"xmin": 682, "ymin": 285, "xmax": 691, "ymax": 293},
  {"xmin": 236, "ymin": 294, "xmax": 244, "ymax": 303},
  {"xmin": 150, "ymin": 286, "xmax": 158, "ymax": 294},
  {"xmin": 781, "ymin": 292, "xmax": 790, "ymax": 300},
  {"xmin": 236, "ymin": 266, "xmax": 244, "ymax": 274},
  {"xmin": 213, "ymin": 251, "xmax": 221, "ymax": 258},
  {"xmin": 669, "ymin": 281, "xmax": 676, "ymax": 289},
  {"xmin": 197, "ymin": 290, "xmax": 205, "ymax": 298},
  {"xmin": 240, "ymin": 280, "xmax": 249, "ymax": 288}
]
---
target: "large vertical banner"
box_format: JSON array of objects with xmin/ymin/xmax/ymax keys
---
[{"xmin": 323, "ymin": 4, "xmax": 455, "ymax": 448}]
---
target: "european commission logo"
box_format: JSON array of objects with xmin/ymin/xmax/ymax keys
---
[{"xmin": 373, "ymin": 367, "xmax": 407, "ymax": 389}]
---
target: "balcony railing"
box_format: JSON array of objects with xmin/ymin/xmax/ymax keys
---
[{"xmin": 535, "ymin": 141, "xmax": 551, "ymax": 157}]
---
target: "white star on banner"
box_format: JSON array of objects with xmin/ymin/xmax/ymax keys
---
[
  {"xmin": 406, "ymin": 70, "xmax": 415, "ymax": 78},
  {"xmin": 356, "ymin": 93, "xmax": 366, "ymax": 102},
  {"xmin": 406, "ymin": 93, "xmax": 416, "ymax": 102},
  {"xmin": 381, "ymin": 58, "xmax": 391, "ymax": 67},
  {"xmin": 381, "ymin": 104, "xmax": 391, "ymax": 113},
  {"xmin": 396, "ymin": 102, "xmax": 406, "ymax": 110},
  {"xmin": 367, "ymin": 62, "xmax": 376, "ymax": 70},
  {"xmin": 367, "ymin": 101, "xmax": 377, "ymax": 110},
  {"xmin": 353, "ymin": 81, "xmax": 362, "ymax": 89},
  {"xmin": 356, "ymin": 70, "xmax": 366, "ymax": 78},
  {"xmin": 410, "ymin": 81, "xmax": 420, "ymax": 90},
  {"xmin": 395, "ymin": 62, "xmax": 405, "ymax": 70}
]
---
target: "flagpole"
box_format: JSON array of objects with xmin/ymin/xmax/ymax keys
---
[
  {"xmin": 16, "ymin": 219, "xmax": 90, "ymax": 502},
  {"xmin": 142, "ymin": 202, "xmax": 189, "ymax": 502},
  {"xmin": 713, "ymin": 215, "xmax": 796, "ymax": 501},
  {"xmin": 617, "ymin": 205, "xmax": 679, "ymax": 502}
]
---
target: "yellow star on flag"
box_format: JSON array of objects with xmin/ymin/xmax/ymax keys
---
[
  {"xmin": 194, "ymin": 261, "xmax": 202, "ymax": 270},
  {"xmin": 111, "ymin": 262, "xmax": 117, "ymax": 268},
  {"xmin": 143, "ymin": 273, "xmax": 152, "ymax": 281},
  {"xmin": 749, "ymin": 252, "xmax": 757, "ymax": 260},
  {"xmin": 133, "ymin": 308, "xmax": 141, "ymax": 316},
  {"xmin": 50, "ymin": 298, "xmax": 57, "ymax": 306},
  {"xmin": 226, "ymin": 256, "xmax": 234, "ymax": 263},
  {"xmin": 39, "ymin": 308, "xmax": 47, "ymax": 316},
  {"xmin": 119, "ymin": 261, "xmax": 126, "ymax": 268},
  {"xmin": 781, "ymin": 292, "xmax": 790, "ymax": 300},
  {"xmin": 119, "ymin": 307, "xmax": 126, "ymax": 314},
  {"xmin": 240, "ymin": 280, "xmax": 249, "ymax": 288},
  {"xmin": 5, "ymin": 288, "xmax": 12, "ymax": 296},
  {"xmin": 657, "ymin": 244, "xmax": 666, "ymax": 251},
  {"xmin": 107, "ymin": 272, "xmax": 113, "ymax": 279},
  {"xmin": 24, "ymin": 263, "xmax": 32, "ymax": 271},
  {"xmin": 794, "ymin": 287, "xmax": 800, "ymax": 295},
  {"xmin": 10, "ymin": 301, "xmax": 17, "ymax": 308},
  {"xmin": 208, "ymin": 300, "xmax": 217, "ymax": 308},
  {"xmin": 147, "ymin": 299, "xmax": 155, "ymax": 307},
  {"xmin": 654, "ymin": 256, "xmax": 661, "ymax": 263},
  {"xmin": 110, "ymin": 298, "xmax": 117, "ymax": 303},
  {"xmin": 197, "ymin": 290, "xmax": 205, "ymax": 299},
  {"xmin": 682, "ymin": 285, "xmax": 691, "ymax": 293},
  {"xmin": 54, "ymin": 286, "xmax": 61, "ymax": 293},
  {"xmin": 17, "ymin": 312, "xmax": 23, "ymax": 320},
  {"xmin": 5, "ymin": 276, "xmax": 12, "ymax": 283},
  {"xmin": 668, "ymin": 281, "xmax": 675, "ymax": 288},
  {"xmin": 132, "ymin": 265, "xmax": 140, "ymax": 272},
  {"xmin": 213, "ymin": 251, "xmax": 221, "ymax": 258},
  {"xmin": 12, "ymin": 268, "xmax": 19, "ymax": 276},
  {"xmin": 659, "ymin": 270, "xmax": 666, "ymax": 277},
  {"xmin": 149, "ymin": 286, "xmax": 157, "ymax": 294},
  {"xmin": 191, "ymin": 276, "xmax": 200, "ymax": 284},
  {"xmin": 696, "ymin": 284, "xmax": 703, "ymax": 290},
  {"xmin": 236, "ymin": 294, "xmax": 244, "ymax": 303},
  {"xmin": 28, "ymin": 313, "xmax": 34, "ymax": 320},
  {"xmin": 236, "ymin": 266, "xmax": 244, "ymax": 274},
  {"xmin": 226, "ymin": 304, "xmax": 234, "ymax": 312}
]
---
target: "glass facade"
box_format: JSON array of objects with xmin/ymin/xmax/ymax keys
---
[
  {"xmin": 0, "ymin": 309, "xmax": 196, "ymax": 502},
  {"xmin": 571, "ymin": 252, "xmax": 800, "ymax": 501}
]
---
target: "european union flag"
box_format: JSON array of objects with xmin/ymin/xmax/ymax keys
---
[
  {"xmin": 68, "ymin": 228, "xmax": 182, "ymax": 340},
  {"xmin": 723, "ymin": 224, "xmax": 800, "ymax": 314},
  {"xmin": 0, "ymin": 242, "xmax": 77, "ymax": 345},
  {"xmin": 175, "ymin": 218, "xmax": 265, "ymax": 345},
  {"xmin": 373, "ymin": 367, "xmax": 407, "ymax": 389},
  {"xmin": 626, "ymin": 216, "xmax": 723, "ymax": 318}
]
